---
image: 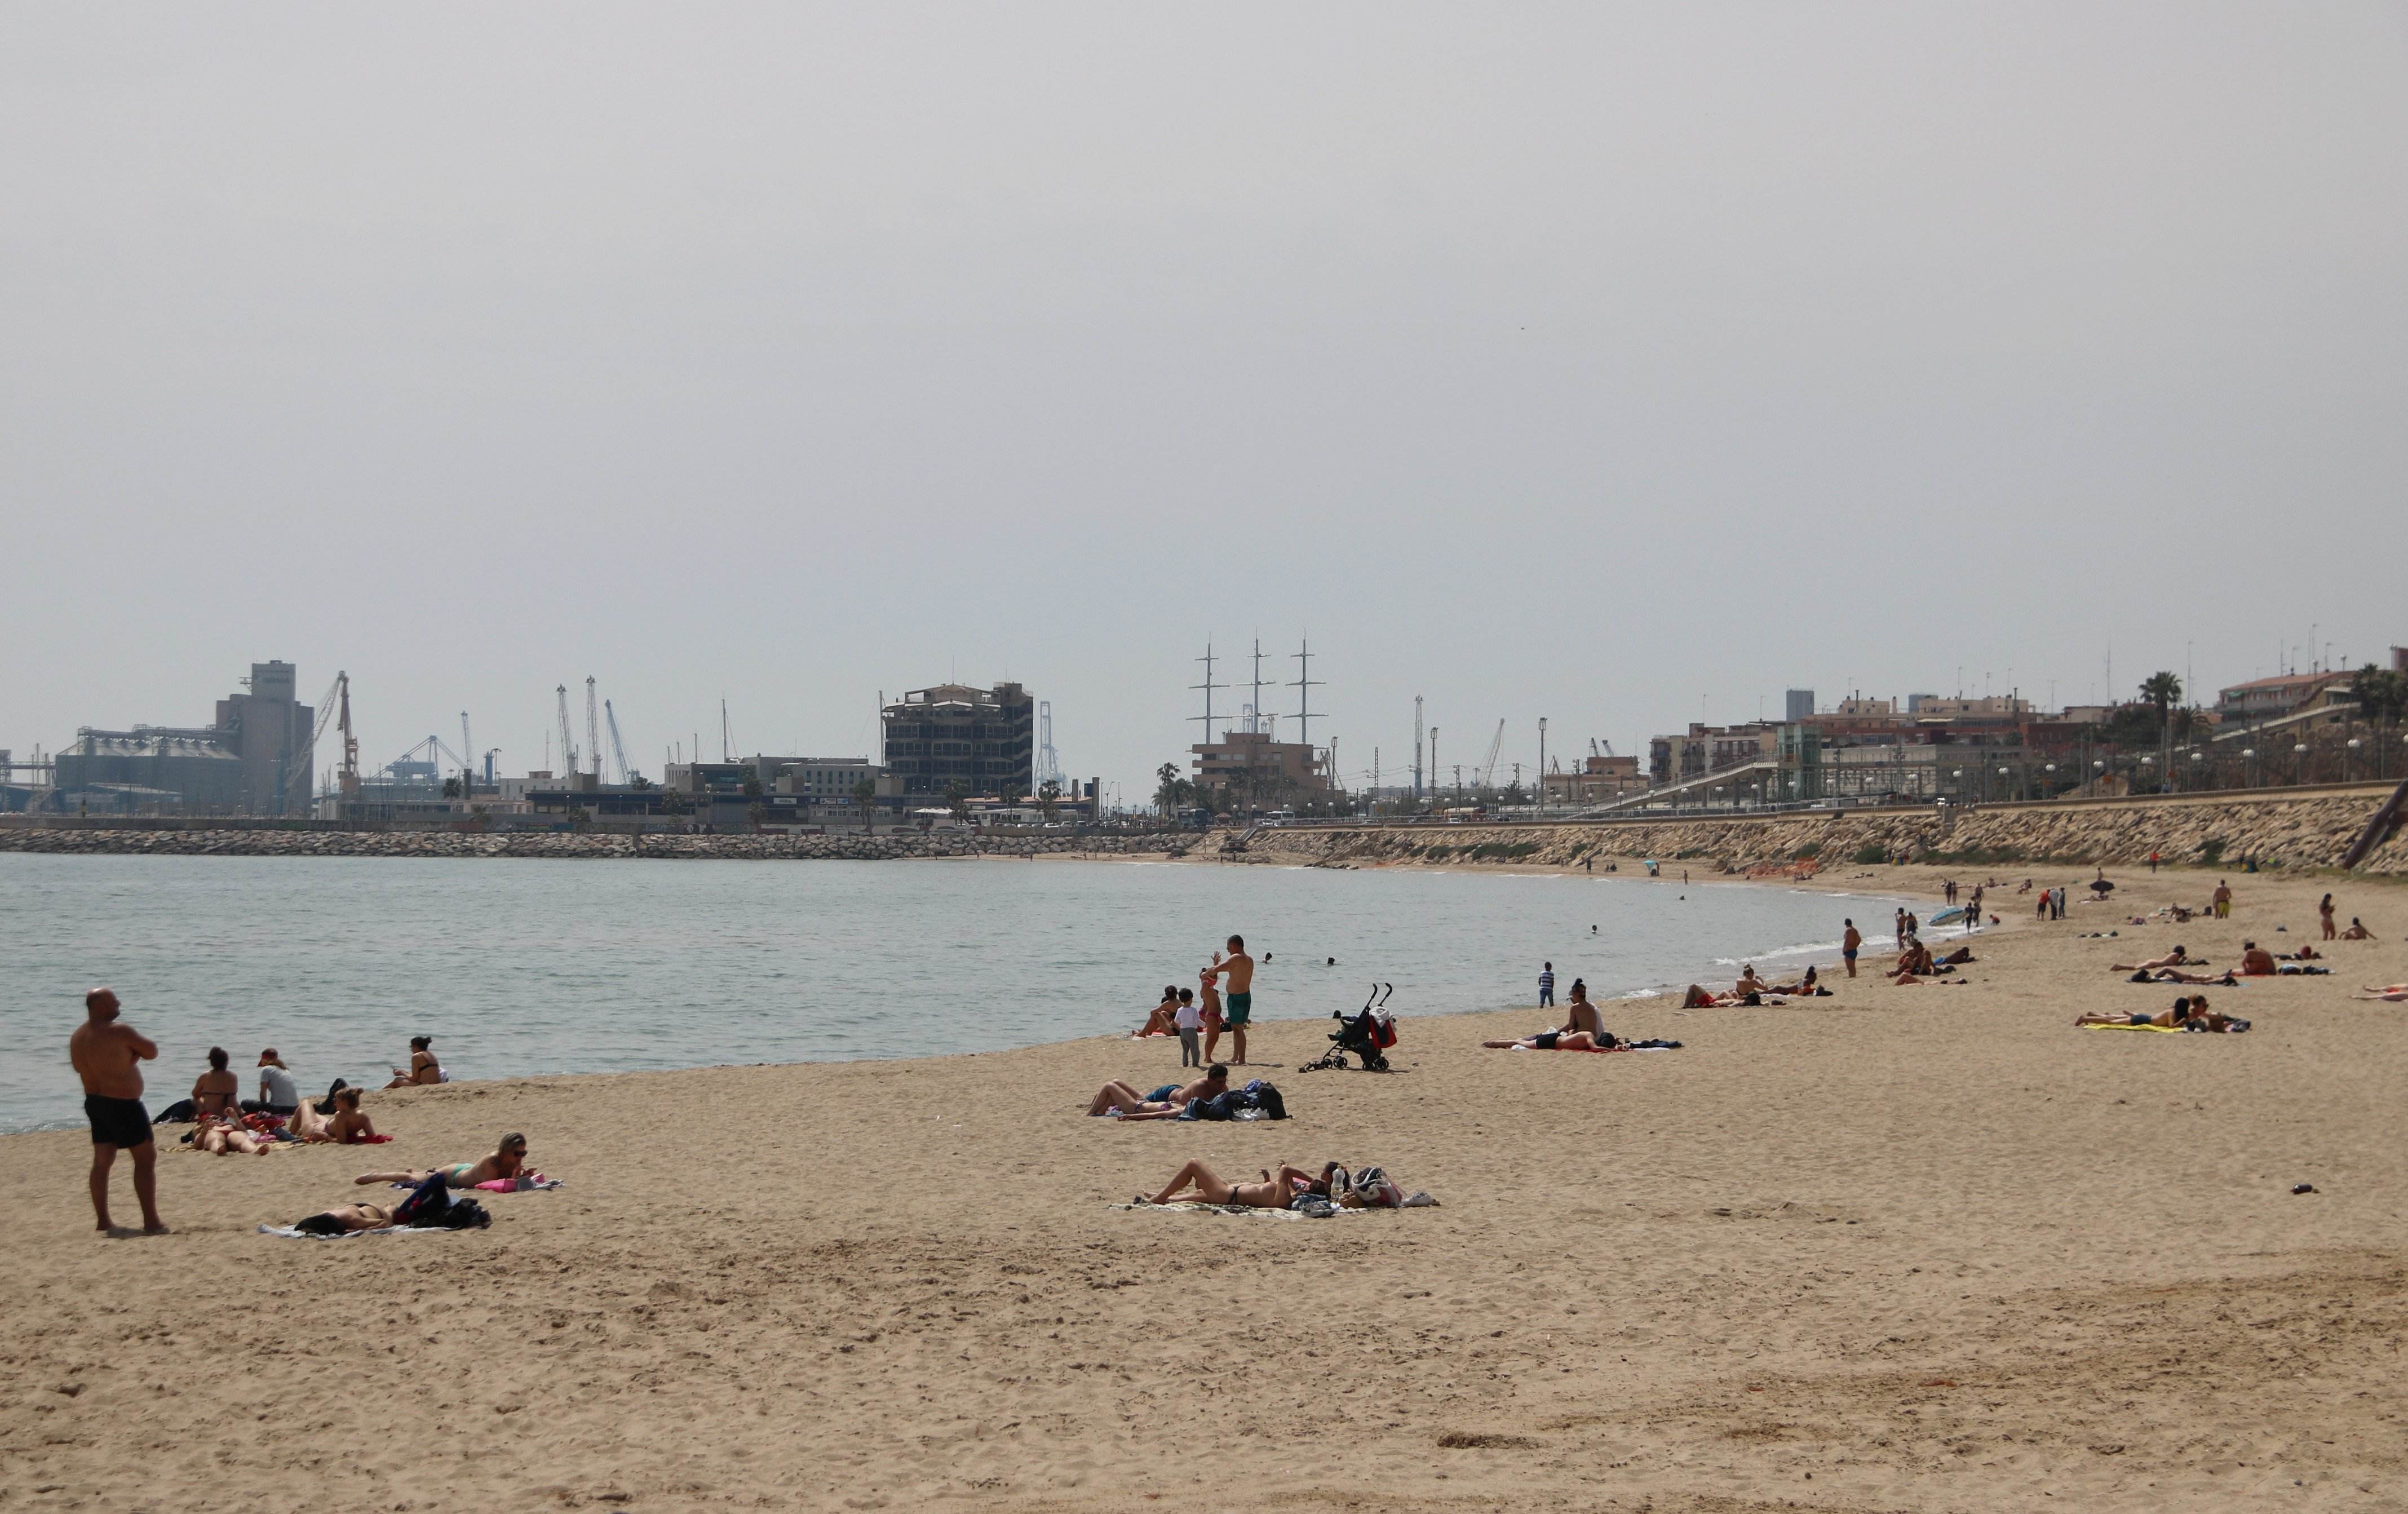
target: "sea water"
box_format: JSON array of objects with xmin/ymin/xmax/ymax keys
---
[{"xmin": 0, "ymin": 853, "xmax": 1906, "ymax": 1132}]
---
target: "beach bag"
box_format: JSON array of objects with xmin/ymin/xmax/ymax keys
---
[
  {"xmin": 1247, "ymin": 1081, "xmax": 1288, "ymax": 1121},
  {"xmin": 153, "ymin": 1099, "xmax": 196, "ymax": 1125},
  {"xmin": 1180, "ymin": 1092, "xmax": 1235, "ymax": 1121}
]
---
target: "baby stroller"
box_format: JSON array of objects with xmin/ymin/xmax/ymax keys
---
[{"xmin": 1302, "ymin": 984, "xmax": 1398, "ymax": 1073}]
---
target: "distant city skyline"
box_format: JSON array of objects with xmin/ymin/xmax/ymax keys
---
[{"xmin": 4, "ymin": 7, "xmax": 2401, "ymax": 800}]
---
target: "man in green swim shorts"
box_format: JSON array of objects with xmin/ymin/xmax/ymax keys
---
[{"xmin": 1207, "ymin": 934, "xmax": 1255, "ymax": 1066}]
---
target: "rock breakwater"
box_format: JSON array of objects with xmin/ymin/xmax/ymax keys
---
[{"xmin": 1243, "ymin": 785, "xmax": 2408, "ymax": 876}]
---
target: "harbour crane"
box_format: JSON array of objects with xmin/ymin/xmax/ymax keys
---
[
  {"xmin": 585, "ymin": 678, "xmax": 601, "ymax": 781},
  {"xmin": 1477, "ymin": 719, "xmax": 1506, "ymax": 790},
  {"xmin": 460, "ymin": 713, "xmax": 475, "ymax": 790},
  {"xmin": 556, "ymin": 685, "xmax": 578, "ymax": 778},
  {"xmin": 604, "ymin": 700, "xmax": 633, "ymax": 786},
  {"xmin": 278, "ymin": 670, "xmax": 358, "ymax": 812}
]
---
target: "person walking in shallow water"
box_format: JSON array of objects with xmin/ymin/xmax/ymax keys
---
[{"xmin": 69, "ymin": 988, "xmax": 168, "ymax": 1234}]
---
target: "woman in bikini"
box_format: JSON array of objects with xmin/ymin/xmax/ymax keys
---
[
  {"xmin": 293, "ymin": 1086, "xmax": 377, "ymax": 1144},
  {"xmin": 1482, "ymin": 1030, "xmax": 1613, "ymax": 1051},
  {"xmin": 1134, "ymin": 987, "xmax": 1181, "ymax": 1038},
  {"xmin": 384, "ymin": 1035, "xmax": 445, "ymax": 1088},
  {"xmin": 353, "ymin": 1132, "xmax": 528, "ymax": 1189},
  {"xmin": 1139, "ymin": 1160, "xmax": 1316, "ymax": 1209},
  {"xmin": 291, "ymin": 1201, "xmax": 395, "ymax": 1236}
]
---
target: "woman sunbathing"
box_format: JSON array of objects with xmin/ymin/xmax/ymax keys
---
[
  {"xmin": 293, "ymin": 1086, "xmax": 378, "ymax": 1144},
  {"xmin": 2077, "ymin": 995, "xmax": 2248, "ymax": 1032},
  {"xmin": 2145, "ymin": 965, "xmax": 2239, "ymax": 985},
  {"xmin": 1137, "ymin": 1159, "xmax": 1315, "ymax": 1209},
  {"xmin": 191, "ymin": 1112, "xmax": 271, "ymax": 1155},
  {"xmin": 1134, "ymin": 986, "xmax": 1181, "ymax": 1038},
  {"xmin": 354, "ymin": 1132, "xmax": 528, "ymax": 1189},
  {"xmin": 2111, "ymin": 947, "xmax": 2191, "ymax": 972},
  {"xmin": 1087, "ymin": 1068, "xmax": 1228, "ymax": 1119},
  {"xmin": 2341, "ymin": 918, "xmax": 2373, "ymax": 940},
  {"xmin": 1482, "ymin": 1030, "xmax": 1614, "ymax": 1051},
  {"xmin": 2354, "ymin": 985, "xmax": 2408, "ymax": 1002},
  {"xmin": 291, "ymin": 1202, "xmax": 395, "ymax": 1236}
]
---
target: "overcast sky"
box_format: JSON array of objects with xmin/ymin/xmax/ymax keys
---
[{"xmin": 5, "ymin": 5, "xmax": 2402, "ymax": 800}]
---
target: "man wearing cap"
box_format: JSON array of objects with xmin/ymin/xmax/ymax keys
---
[
  {"xmin": 68, "ymin": 987, "xmax": 168, "ymax": 1234},
  {"xmin": 246, "ymin": 1050, "xmax": 299, "ymax": 1116}
]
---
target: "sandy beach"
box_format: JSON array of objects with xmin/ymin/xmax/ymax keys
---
[{"xmin": 4, "ymin": 861, "xmax": 2405, "ymax": 1512}]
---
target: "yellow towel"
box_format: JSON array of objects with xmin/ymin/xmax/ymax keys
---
[{"xmin": 2082, "ymin": 1021, "xmax": 2183, "ymax": 1033}]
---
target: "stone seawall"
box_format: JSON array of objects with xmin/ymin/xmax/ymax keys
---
[
  {"xmin": 1243, "ymin": 785, "xmax": 2408, "ymax": 876},
  {"xmin": 0, "ymin": 828, "xmax": 1185, "ymax": 862}
]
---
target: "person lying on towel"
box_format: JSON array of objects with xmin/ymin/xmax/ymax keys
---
[{"xmin": 2076, "ymin": 994, "xmax": 2248, "ymax": 1033}]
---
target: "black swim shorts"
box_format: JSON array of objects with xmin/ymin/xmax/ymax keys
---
[{"xmin": 85, "ymin": 1095, "xmax": 152, "ymax": 1149}]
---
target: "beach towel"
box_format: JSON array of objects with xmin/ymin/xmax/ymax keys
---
[{"xmin": 2082, "ymin": 1022, "xmax": 2183, "ymax": 1033}]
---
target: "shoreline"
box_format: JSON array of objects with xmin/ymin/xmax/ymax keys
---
[
  {"xmin": 0, "ymin": 858, "xmax": 1922, "ymax": 1137},
  {"xmin": 2, "ymin": 863, "xmax": 2402, "ymax": 1507}
]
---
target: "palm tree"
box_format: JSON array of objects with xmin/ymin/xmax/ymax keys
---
[
  {"xmin": 1037, "ymin": 779, "xmax": 1061, "ymax": 824},
  {"xmin": 2139, "ymin": 671, "xmax": 2183, "ymax": 720},
  {"xmin": 944, "ymin": 779, "xmax": 970, "ymax": 824},
  {"xmin": 1155, "ymin": 762, "xmax": 1181, "ymax": 819},
  {"xmin": 852, "ymin": 777, "xmax": 877, "ymax": 834}
]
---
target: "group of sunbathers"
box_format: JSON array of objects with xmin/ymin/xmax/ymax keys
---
[
  {"xmin": 285, "ymin": 1133, "xmax": 535, "ymax": 1232},
  {"xmin": 1680, "ymin": 963, "xmax": 1845, "ymax": 1006},
  {"xmin": 2111, "ymin": 941, "xmax": 2334, "ymax": 983},
  {"xmin": 1088, "ymin": 1065, "xmax": 1232, "ymax": 1120}
]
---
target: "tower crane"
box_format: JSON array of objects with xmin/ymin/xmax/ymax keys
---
[
  {"xmin": 556, "ymin": 685, "xmax": 578, "ymax": 778},
  {"xmin": 604, "ymin": 700, "xmax": 634, "ymax": 786},
  {"xmin": 1477, "ymin": 719, "xmax": 1506, "ymax": 790}
]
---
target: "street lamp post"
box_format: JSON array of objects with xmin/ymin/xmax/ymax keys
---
[
  {"xmin": 1999, "ymin": 765, "xmax": 2012, "ymax": 803},
  {"xmin": 2044, "ymin": 762, "xmax": 2056, "ymax": 799},
  {"xmin": 1537, "ymin": 718, "xmax": 1547, "ymax": 821},
  {"xmin": 2347, "ymin": 737, "xmax": 2361, "ymax": 783},
  {"xmin": 2242, "ymin": 749, "xmax": 2256, "ymax": 788},
  {"xmin": 2294, "ymin": 742, "xmax": 2309, "ymax": 786}
]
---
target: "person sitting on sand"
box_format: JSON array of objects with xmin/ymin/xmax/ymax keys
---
[
  {"xmin": 2283, "ymin": 944, "xmax": 2322, "ymax": 961},
  {"xmin": 291, "ymin": 1201, "xmax": 395, "ymax": 1236},
  {"xmin": 191, "ymin": 1047, "xmax": 240, "ymax": 1118},
  {"xmin": 294, "ymin": 1086, "xmax": 377, "ymax": 1144},
  {"xmin": 1482, "ymin": 1029, "xmax": 1614, "ymax": 1051},
  {"xmin": 1733, "ymin": 966, "xmax": 1772, "ymax": 999},
  {"xmin": 191, "ymin": 1110, "xmax": 270, "ymax": 1155},
  {"xmin": 2112, "ymin": 947, "xmax": 2192, "ymax": 973},
  {"xmin": 2238, "ymin": 942, "xmax": 2278, "ymax": 977},
  {"xmin": 2341, "ymin": 918, "xmax": 2373, "ymax": 941},
  {"xmin": 1888, "ymin": 940, "xmax": 1940, "ymax": 981},
  {"xmin": 1560, "ymin": 981, "xmax": 1606, "ymax": 1037},
  {"xmin": 1087, "ymin": 1066, "xmax": 1229, "ymax": 1119},
  {"xmin": 384, "ymin": 1034, "xmax": 445, "ymax": 1088},
  {"xmin": 1137, "ymin": 1159, "xmax": 1315, "ymax": 1209},
  {"xmin": 353, "ymin": 1132, "xmax": 529, "ymax": 1189},
  {"xmin": 1135, "ymin": 986, "xmax": 1180, "ymax": 1039}
]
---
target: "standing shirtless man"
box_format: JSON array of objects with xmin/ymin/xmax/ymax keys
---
[
  {"xmin": 1206, "ymin": 934, "xmax": 1255, "ymax": 1066},
  {"xmin": 69, "ymin": 988, "xmax": 168, "ymax": 1233}
]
